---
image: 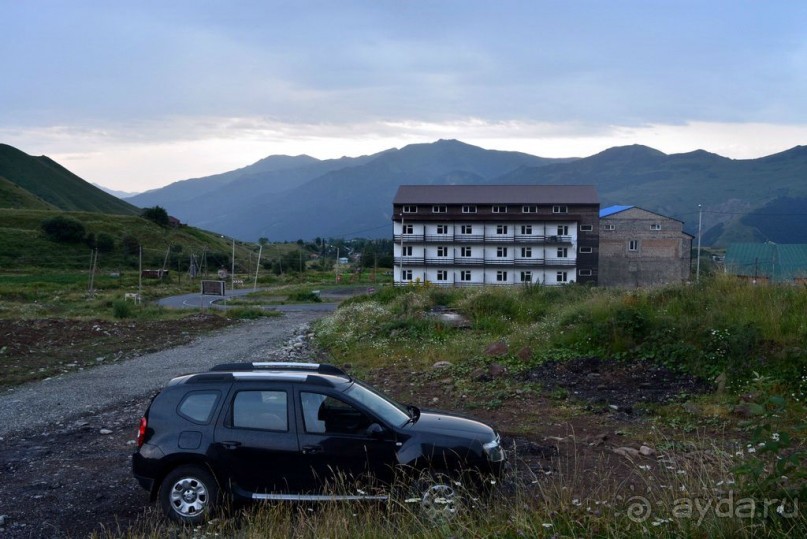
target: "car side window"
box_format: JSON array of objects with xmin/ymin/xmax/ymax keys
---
[
  {"xmin": 300, "ymin": 392, "xmax": 373, "ymax": 435},
  {"xmin": 232, "ymin": 390, "xmax": 288, "ymax": 431},
  {"xmin": 177, "ymin": 391, "xmax": 221, "ymax": 424}
]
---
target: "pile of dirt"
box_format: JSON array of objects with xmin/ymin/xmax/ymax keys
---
[{"xmin": 524, "ymin": 356, "xmax": 713, "ymax": 412}]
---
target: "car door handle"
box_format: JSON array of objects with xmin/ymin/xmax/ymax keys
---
[
  {"xmin": 220, "ymin": 440, "xmax": 242, "ymax": 450},
  {"xmin": 302, "ymin": 444, "xmax": 322, "ymax": 455}
]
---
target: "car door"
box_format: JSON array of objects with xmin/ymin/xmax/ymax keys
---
[
  {"xmin": 212, "ymin": 382, "xmax": 306, "ymax": 494},
  {"xmin": 294, "ymin": 389, "xmax": 399, "ymax": 494}
]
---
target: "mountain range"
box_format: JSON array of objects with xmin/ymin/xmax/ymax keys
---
[
  {"xmin": 3, "ymin": 140, "xmax": 807, "ymax": 246},
  {"xmin": 128, "ymin": 139, "xmax": 807, "ymax": 246}
]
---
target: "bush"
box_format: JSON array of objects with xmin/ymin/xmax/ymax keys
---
[
  {"xmin": 112, "ymin": 300, "xmax": 134, "ymax": 319},
  {"xmin": 40, "ymin": 216, "xmax": 86, "ymax": 243}
]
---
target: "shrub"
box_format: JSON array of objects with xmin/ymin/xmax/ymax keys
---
[{"xmin": 40, "ymin": 215, "xmax": 86, "ymax": 243}]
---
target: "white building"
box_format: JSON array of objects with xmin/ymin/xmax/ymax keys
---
[{"xmin": 392, "ymin": 185, "xmax": 600, "ymax": 286}]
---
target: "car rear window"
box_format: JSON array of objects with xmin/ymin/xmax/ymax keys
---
[{"xmin": 177, "ymin": 391, "xmax": 221, "ymax": 424}]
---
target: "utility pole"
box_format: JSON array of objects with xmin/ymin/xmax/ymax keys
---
[
  {"xmin": 254, "ymin": 244, "xmax": 262, "ymax": 291},
  {"xmin": 696, "ymin": 204, "xmax": 703, "ymax": 282}
]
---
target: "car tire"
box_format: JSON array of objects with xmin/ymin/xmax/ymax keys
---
[
  {"xmin": 159, "ymin": 465, "xmax": 219, "ymax": 525},
  {"xmin": 410, "ymin": 470, "xmax": 463, "ymax": 522}
]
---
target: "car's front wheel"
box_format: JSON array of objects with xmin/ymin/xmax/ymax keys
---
[
  {"xmin": 159, "ymin": 465, "xmax": 219, "ymax": 524},
  {"xmin": 410, "ymin": 471, "xmax": 462, "ymax": 522}
]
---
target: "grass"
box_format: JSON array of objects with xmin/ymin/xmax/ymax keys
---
[{"xmin": 4, "ymin": 271, "xmax": 803, "ymax": 536}]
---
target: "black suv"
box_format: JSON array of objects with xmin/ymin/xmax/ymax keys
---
[{"xmin": 132, "ymin": 362, "xmax": 506, "ymax": 523}]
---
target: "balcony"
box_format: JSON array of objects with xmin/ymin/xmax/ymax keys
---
[{"xmin": 396, "ymin": 233, "xmax": 574, "ymax": 245}]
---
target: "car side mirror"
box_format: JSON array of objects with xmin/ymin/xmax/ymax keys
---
[{"xmin": 365, "ymin": 423, "xmax": 385, "ymax": 438}]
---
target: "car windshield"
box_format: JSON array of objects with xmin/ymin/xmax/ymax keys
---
[{"xmin": 344, "ymin": 381, "xmax": 410, "ymax": 427}]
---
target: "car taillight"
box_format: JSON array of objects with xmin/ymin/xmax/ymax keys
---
[{"xmin": 136, "ymin": 417, "xmax": 147, "ymax": 448}]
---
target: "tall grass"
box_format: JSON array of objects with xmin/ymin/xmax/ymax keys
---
[{"xmin": 317, "ymin": 276, "xmax": 807, "ymax": 389}]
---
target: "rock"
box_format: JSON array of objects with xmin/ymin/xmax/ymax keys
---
[
  {"xmin": 432, "ymin": 361, "xmax": 453, "ymax": 369},
  {"xmin": 733, "ymin": 403, "xmax": 764, "ymax": 418},
  {"xmin": 516, "ymin": 347, "xmax": 533, "ymax": 361},
  {"xmin": 682, "ymin": 401, "xmax": 700, "ymax": 415},
  {"xmin": 484, "ymin": 340, "xmax": 508, "ymax": 357},
  {"xmin": 488, "ymin": 363, "xmax": 507, "ymax": 378},
  {"xmin": 587, "ymin": 433, "xmax": 609, "ymax": 447},
  {"xmin": 639, "ymin": 445, "xmax": 656, "ymax": 457},
  {"xmin": 714, "ymin": 372, "xmax": 727, "ymax": 393},
  {"xmin": 471, "ymin": 367, "xmax": 490, "ymax": 382},
  {"xmin": 613, "ymin": 446, "xmax": 641, "ymax": 459},
  {"xmin": 99, "ymin": 428, "xmax": 113, "ymax": 435},
  {"xmin": 608, "ymin": 404, "xmax": 619, "ymax": 411}
]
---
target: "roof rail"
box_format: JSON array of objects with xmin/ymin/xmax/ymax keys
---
[{"xmin": 210, "ymin": 361, "xmax": 347, "ymax": 376}]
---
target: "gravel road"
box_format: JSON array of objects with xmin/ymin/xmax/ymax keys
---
[{"xmin": 0, "ymin": 310, "xmax": 330, "ymax": 538}]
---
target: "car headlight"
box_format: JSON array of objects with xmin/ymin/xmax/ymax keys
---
[{"xmin": 483, "ymin": 434, "xmax": 505, "ymax": 462}]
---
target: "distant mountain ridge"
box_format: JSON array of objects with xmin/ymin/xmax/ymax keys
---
[
  {"xmin": 129, "ymin": 140, "xmax": 807, "ymax": 245},
  {"xmin": 4, "ymin": 140, "xmax": 807, "ymax": 246}
]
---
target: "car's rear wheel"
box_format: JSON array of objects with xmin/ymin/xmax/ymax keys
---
[{"xmin": 159, "ymin": 465, "xmax": 219, "ymax": 524}]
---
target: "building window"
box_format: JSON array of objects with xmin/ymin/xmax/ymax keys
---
[
  {"xmin": 496, "ymin": 271, "xmax": 508, "ymax": 282},
  {"xmin": 462, "ymin": 205, "xmax": 477, "ymax": 214},
  {"xmin": 579, "ymin": 246, "xmax": 593, "ymax": 254},
  {"xmin": 402, "ymin": 246, "xmax": 413, "ymax": 256},
  {"xmin": 492, "ymin": 205, "xmax": 507, "ymax": 213},
  {"xmin": 557, "ymin": 247, "xmax": 568, "ymax": 258},
  {"xmin": 521, "ymin": 247, "xmax": 532, "ymax": 258},
  {"xmin": 557, "ymin": 271, "xmax": 568, "ymax": 283},
  {"xmin": 604, "ymin": 223, "xmax": 615, "ymax": 231},
  {"xmin": 403, "ymin": 205, "xmax": 417, "ymax": 214},
  {"xmin": 579, "ymin": 269, "xmax": 592, "ymax": 277},
  {"xmin": 557, "ymin": 225, "xmax": 569, "ymax": 235},
  {"xmin": 497, "ymin": 247, "xmax": 508, "ymax": 257},
  {"xmin": 496, "ymin": 224, "xmax": 508, "ymax": 235},
  {"xmin": 402, "ymin": 270, "xmax": 413, "ymax": 281},
  {"xmin": 580, "ymin": 224, "xmax": 593, "ymax": 232},
  {"xmin": 436, "ymin": 224, "xmax": 448, "ymax": 234},
  {"xmin": 437, "ymin": 270, "xmax": 448, "ymax": 281},
  {"xmin": 522, "ymin": 205, "xmax": 537, "ymax": 213},
  {"xmin": 437, "ymin": 246, "xmax": 448, "ymax": 257},
  {"xmin": 460, "ymin": 270, "xmax": 472, "ymax": 282},
  {"xmin": 651, "ymin": 223, "xmax": 661, "ymax": 230},
  {"xmin": 402, "ymin": 224, "xmax": 413, "ymax": 234},
  {"xmin": 628, "ymin": 240, "xmax": 639, "ymax": 251},
  {"xmin": 461, "ymin": 225, "xmax": 473, "ymax": 234},
  {"xmin": 520, "ymin": 225, "xmax": 532, "ymax": 235},
  {"xmin": 552, "ymin": 205, "xmax": 568, "ymax": 214},
  {"xmin": 520, "ymin": 271, "xmax": 532, "ymax": 282},
  {"xmin": 432, "ymin": 205, "xmax": 447, "ymax": 213},
  {"xmin": 461, "ymin": 246, "xmax": 472, "ymax": 257}
]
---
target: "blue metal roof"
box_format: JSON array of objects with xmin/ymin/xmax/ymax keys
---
[{"xmin": 600, "ymin": 205, "xmax": 634, "ymax": 218}]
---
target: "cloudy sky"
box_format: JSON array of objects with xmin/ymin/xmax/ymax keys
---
[{"xmin": 2, "ymin": 1, "xmax": 807, "ymax": 192}]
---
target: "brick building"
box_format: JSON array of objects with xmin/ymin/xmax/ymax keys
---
[
  {"xmin": 598, "ymin": 205, "xmax": 692, "ymax": 287},
  {"xmin": 391, "ymin": 185, "xmax": 600, "ymax": 286}
]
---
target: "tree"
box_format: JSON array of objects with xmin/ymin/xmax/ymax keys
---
[
  {"xmin": 141, "ymin": 206, "xmax": 170, "ymax": 227},
  {"xmin": 258, "ymin": 237, "xmax": 269, "ymax": 246},
  {"xmin": 121, "ymin": 234, "xmax": 140, "ymax": 256},
  {"xmin": 96, "ymin": 233, "xmax": 116, "ymax": 253},
  {"xmin": 40, "ymin": 216, "xmax": 86, "ymax": 243}
]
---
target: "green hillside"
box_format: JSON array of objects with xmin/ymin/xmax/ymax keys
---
[
  {"xmin": 0, "ymin": 176, "xmax": 55, "ymax": 210},
  {"xmin": 0, "ymin": 144, "xmax": 139, "ymax": 215},
  {"xmin": 0, "ymin": 208, "xmax": 256, "ymax": 273}
]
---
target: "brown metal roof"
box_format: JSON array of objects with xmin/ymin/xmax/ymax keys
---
[{"xmin": 392, "ymin": 185, "xmax": 599, "ymax": 205}]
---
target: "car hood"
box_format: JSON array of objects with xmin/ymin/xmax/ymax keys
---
[{"xmin": 403, "ymin": 410, "xmax": 494, "ymax": 440}]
